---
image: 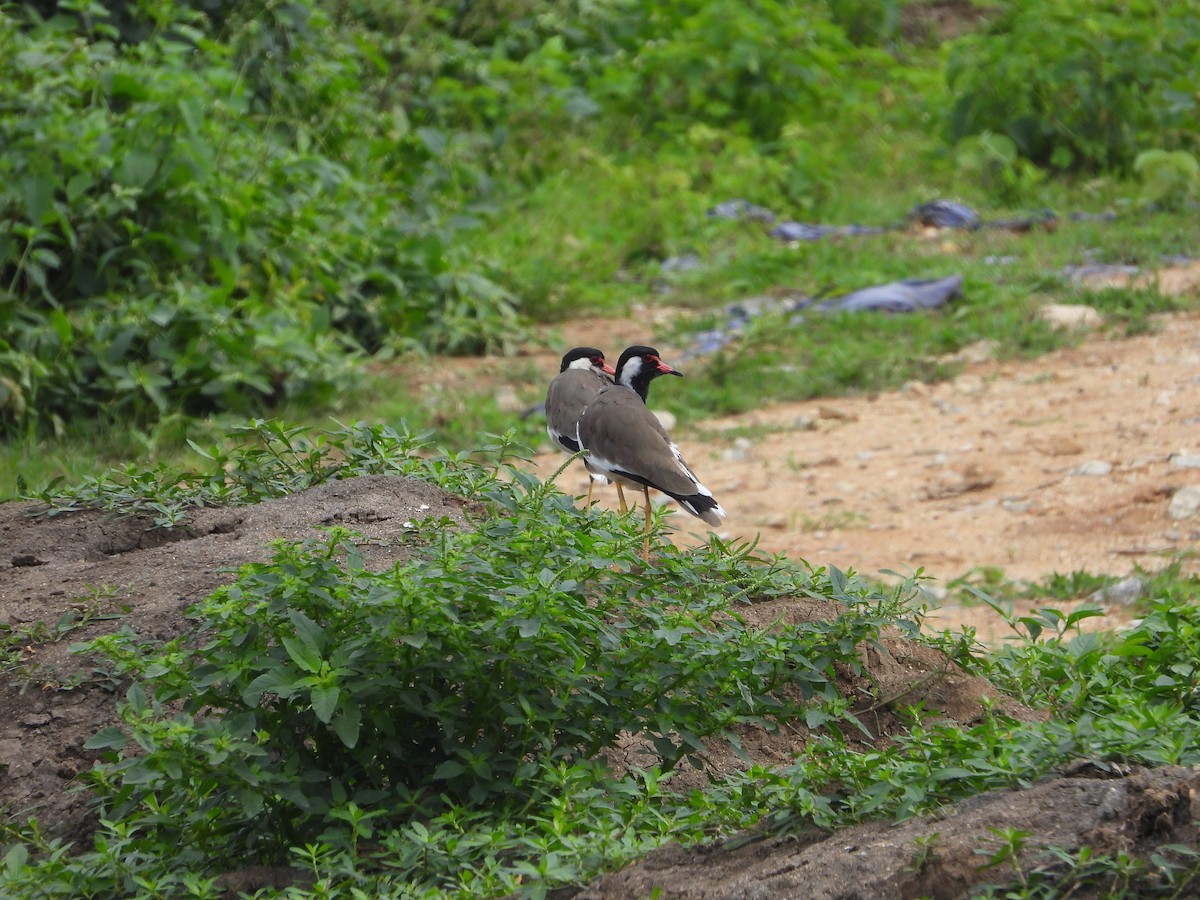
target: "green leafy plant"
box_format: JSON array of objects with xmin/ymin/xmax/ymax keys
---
[
  {"xmin": 946, "ymin": 0, "xmax": 1200, "ymax": 171},
  {"xmin": 0, "ymin": 0, "xmax": 522, "ymax": 436},
  {"xmin": 1133, "ymin": 149, "xmax": 1200, "ymax": 209},
  {"xmin": 955, "ymin": 131, "xmax": 1044, "ymax": 203}
]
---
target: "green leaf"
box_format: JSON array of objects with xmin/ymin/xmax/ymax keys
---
[
  {"xmin": 332, "ymin": 705, "xmax": 362, "ymax": 748},
  {"xmin": 282, "ymin": 636, "xmax": 322, "ymax": 674},
  {"xmin": 21, "ymin": 174, "xmax": 54, "ymax": 223},
  {"xmin": 65, "ymin": 172, "xmax": 95, "ymax": 203},
  {"xmin": 109, "ymin": 71, "xmax": 149, "ymax": 101},
  {"xmin": 287, "ymin": 609, "xmax": 326, "ymax": 656},
  {"xmin": 516, "ymin": 618, "xmax": 542, "ymax": 638},
  {"xmin": 116, "ymin": 150, "xmax": 158, "ymax": 188},
  {"xmin": 238, "ymin": 788, "xmax": 264, "ymax": 817},
  {"xmin": 84, "ymin": 727, "xmax": 129, "ymax": 751},
  {"xmin": 397, "ymin": 632, "xmax": 427, "ymax": 648},
  {"xmin": 4, "ymin": 844, "xmax": 29, "ymax": 877},
  {"xmin": 432, "ymin": 759, "xmax": 466, "ymax": 781},
  {"xmin": 311, "ymin": 685, "xmax": 340, "ymax": 724},
  {"xmin": 243, "ymin": 667, "xmax": 302, "ymax": 705},
  {"xmin": 929, "ymin": 766, "xmax": 976, "ymax": 782}
]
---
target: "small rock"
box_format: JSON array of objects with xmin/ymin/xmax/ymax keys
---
[
  {"xmin": 1037, "ymin": 304, "xmax": 1104, "ymax": 330},
  {"xmin": 921, "ymin": 463, "xmax": 997, "ymax": 499},
  {"xmin": 22, "ymin": 713, "xmax": 51, "ymax": 728},
  {"xmin": 1089, "ymin": 576, "xmax": 1146, "ymax": 607},
  {"xmin": 1072, "ymin": 460, "xmax": 1113, "ymax": 477},
  {"xmin": 817, "ymin": 405, "xmax": 856, "ymax": 421},
  {"xmin": 953, "ymin": 374, "xmax": 985, "ymax": 395},
  {"xmin": 11, "ymin": 553, "xmax": 45, "ymax": 568},
  {"xmin": 722, "ymin": 437, "xmax": 753, "ymax": 462},
  {"xmin": 1169, "ymin": 453, "xmax": 1200, "ymax": 469},
  {"xmin": 1001, "ymin": 498, "xmax": 1032, "ymax": 513},
  {"xmin": 1167, "ymin": 485, "xmax": 1200, "ymax": 520},
  {"xmin": 933, "ymin": 399, "xmax": 967, "ymax": 415},
  {"xmin": 1033, "ymin": 436, "xmax": 1083, "ymax": 457},
  {"xmin": 793, "ymin": 414, "xmax": 817, "ymax": 431},
  {"xmin": 947, "ymin": 340, "xmax": 999, "ymax": 365},
  {"xmin": 659, "ymin": 253, "xmax": 703, "ymax": 274},
  {"xmin": 493, "ymin": 386, "xmax": 522, "ymax": 412}
]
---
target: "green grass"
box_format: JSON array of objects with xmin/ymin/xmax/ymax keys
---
[{"xmin": 946, "ymin": 558, "xmax": 1200, "ymax": 620}]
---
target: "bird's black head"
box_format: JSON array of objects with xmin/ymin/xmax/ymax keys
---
[
  {"xmin": 614, "ymin": 345, "xmax": 683, "ymax": 401},
  {"xmin": 559, "ymin": 346, "xmax": 615, "ymax": 376}
]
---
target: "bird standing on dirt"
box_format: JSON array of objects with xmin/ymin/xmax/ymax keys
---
[
  {"xmin": 576, "ymin": 345, "xmax": 726, "ymax": 559},
  {"xmin": 545, "ymin": 347, "xmax": 617, "ymax": 506}
]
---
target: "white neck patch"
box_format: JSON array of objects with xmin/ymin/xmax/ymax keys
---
[
  {"xmin": 618, "ymin": 356, "xmax": 645, "ymax": 387},
  {"xmin": 568, "ymin": 356, "xmax": 596, "ymax": 372}
]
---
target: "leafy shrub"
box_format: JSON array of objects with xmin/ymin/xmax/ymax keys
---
[
  {"xmin": 56, "ymin": 462, "xmax": 906, "ymax": 879},
  {"xmin": 0, "ymin": 1, "xmax": 519, "ymax": 435},
  {"xmin": 946, "ymin": 0, "xmax": 1200, "ymax": 171},
  {"xmin": 1133, "ymin": 149, "xmax": 1200, "ymax": 209},
  {"xmin": 589, "ymin": 0, "xmax": 870, "ymax": 141},
  {"xmin": 953, "ymin": 131, "xmax": 1043, "ymax": 203}
]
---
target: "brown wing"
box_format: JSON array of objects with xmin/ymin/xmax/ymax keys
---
[
  {"xmin": 576, "ymin": 387, "xmax": 702, "ymax": 496},
  {"xmin": 546, "ymin": 369, "xmax": 608, "ymax": 452}
]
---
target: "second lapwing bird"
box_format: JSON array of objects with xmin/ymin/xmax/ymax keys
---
[
  {"xmin": 576, "ymin": 345, "xmax": 726, "ymax": 558},
  {"xmin": 545, "ymin": 346, "xmax": 617, "ymax": 506}
]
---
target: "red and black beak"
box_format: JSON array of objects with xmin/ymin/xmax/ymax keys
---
[{"xmin": 653, "ymin": 357, "xmax": 683, "ymax": 377}]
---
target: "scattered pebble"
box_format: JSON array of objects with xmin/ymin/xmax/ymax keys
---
[
  {"xmin": 1071, "ymin": 460, "xmax": 1112, "ymax": 477},
  {"xmin": 1037, "ymin": 304, "xmax": 1104, "ymax": 330},
  {"xmin": 1089, "ymin": 576, "xmax": 1146, "ymax": 607},
  {"xmin": 1167, "ymin": 485, "xmax": 1200, "ymax": 520},
  {"xmin": 1169, "ymin": 453, "xmax": 1200, "ymax": 469},
  {"xmin": 493, "ymin": 386, "xmax": 523, "ymax": 412},
  {"xmin": 722, "ymin": 438, "xmax": 753, "ymax": 462},
  {"xmin": 953, "ymin": 374, "xmax": 985, "ymax": 395},
  {"xmin": 1034, "ymin": 436, "xmax": 1083, "ymax": 456},
  {"xmin": 946, "ymin": 339, "xmax": 999, "ymax": 365},
  {"xmin": 818, "ymin": 405, "xmax": 856, "ymax": 421}
]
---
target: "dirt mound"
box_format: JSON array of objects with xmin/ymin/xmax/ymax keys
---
[
  {"xmin": 576, "ymin": 766, "xmax": 1200, "ymax": 899},
  {"xmin": 603, "ymin": 595, "xmax": 1040, "ymax": 797},
  {"xmin": 1, "ymin": 469, "xmax": 1195, "ymax": 898},
  {"xmin": 0, "ymin": 475, "xmax": 469, "ymax": 843}
]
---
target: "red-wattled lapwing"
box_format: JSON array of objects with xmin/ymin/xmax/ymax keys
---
[
  {"xmin": 545, "ymin": 347, "xmax": 617, "ymax": 507},
  {"xmin": 576, "ymin": 345, "xmax": 726, "ymax": 559}
]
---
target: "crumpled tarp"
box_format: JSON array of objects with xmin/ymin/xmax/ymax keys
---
[
  {"xmin": 707, "ymin": 197, "xmax": 1079, "ymax": 243},
  {"xmin": 681, "ymin": 275, "xmax": 964, "ymax": 360}
]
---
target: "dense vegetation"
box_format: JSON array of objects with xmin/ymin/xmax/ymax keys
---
[
  {"xmin": 2, "ymin": 1, "xmax": 1200, "ymax": 896},
  {"xmin": 4, "ymin": 425, "xmax": 1200, "ymax": 896},
  {"xmin": 3, "ymin": 0, "xmax": 1197, "ymax": 445}
]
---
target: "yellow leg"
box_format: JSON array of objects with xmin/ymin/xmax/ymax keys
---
[
  {"xmin": 586, "ymin": 477, "xmax": 594, "ymax": 508},
  {"xmin": 616, "ymin": 483, "xmax": 628, "ymax": 514},
  {"xmin": 642, "ymin": 486, "xmax": 652, "ymax": 561}
]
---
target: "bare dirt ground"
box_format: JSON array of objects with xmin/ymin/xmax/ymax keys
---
[
  {"xmin": 2, "ymin": 279, "xmax": 1199, "ymax": 896},
  {"xmin": 528, "ymin": 284, "xmax": 1200, "ymax": 642}
]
